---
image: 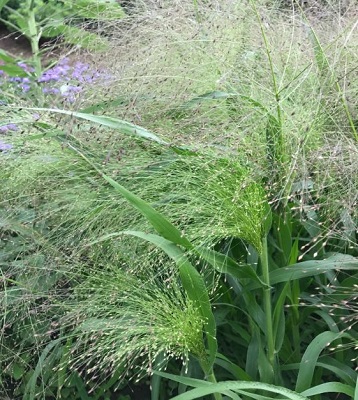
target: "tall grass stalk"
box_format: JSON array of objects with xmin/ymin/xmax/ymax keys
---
[
  {"xmin": 26, "ymin": 0, "xmax": 42, "ymax": 78},
  {"xmin": 260, "ymin": 235, "xmax": 275, "ymax": 380}
]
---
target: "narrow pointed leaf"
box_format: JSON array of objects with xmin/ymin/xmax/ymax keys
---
[
  {"xmin": 25, "ymin": 107, "xmax": 168, "ymax": 144},
  {"xmin": 296, "ymin": 331, "xmax": 352, "ymax": 392},
  {"xmin": 197, "ymin": 247, "xmax": 267, "ymax": 288},
  {"xmin": 154, "ymin": 372, "xmax": 308, "ymax": 400},
  {"xmin": 301, "ymin": 382, "xmax": 354, "ymax": 398},
  {"xmin": 69, "ymin": 146, "xmax": 193, "ymax": 249},
  {"xmin": 247, "ymin": 254, "xmax": 358, "ymax": 290}
]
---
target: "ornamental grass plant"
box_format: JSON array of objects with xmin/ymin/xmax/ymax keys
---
[{"xmin": 0, "ymin": 0, "xmax": 357, "ymax": 399}]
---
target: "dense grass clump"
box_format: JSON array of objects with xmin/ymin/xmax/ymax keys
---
[{"xmin": 0, "ymin": 0, "xmax": 357, "ymax": 399}]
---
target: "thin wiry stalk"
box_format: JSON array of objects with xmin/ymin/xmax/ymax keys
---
[{"xmin": 260, "ymin": 235, "xmax": 276, "ymax": 382}]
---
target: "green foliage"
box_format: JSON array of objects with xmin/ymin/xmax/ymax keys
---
[
  {"xmin": 0, "ymin": 0, "xmax": 124, "ymax": 76},
  {"xmin": 1, "ymin": 0, "xmax": 358, "ymax": 399}
]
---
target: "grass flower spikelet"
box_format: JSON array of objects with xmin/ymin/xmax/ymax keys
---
[{"xmin": 65, "ymin": 268, "xmax": 206, "ymax": 382}]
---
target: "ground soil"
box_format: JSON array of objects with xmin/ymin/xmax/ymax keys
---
[{"xmin": 0, "ymin": 26, "xmax": 33, "ymax": 58}]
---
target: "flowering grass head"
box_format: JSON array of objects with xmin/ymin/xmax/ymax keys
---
[
  {"xmin": 65, "ymin": 267, "xmax": 206, "ymax": 385},
  {"xmin": 129, "ymin": 154, "xmax": 267, "ymax": 253}
]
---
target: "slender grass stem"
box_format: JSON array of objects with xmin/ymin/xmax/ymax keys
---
[
  {"xmin": 206, "ymin": 370, "xmax": 223, "ymax": 400},
  {"xmin": 261, "ymin": 235, "xmax": 275, "ymax": 378},
  {"xmin": 199, "ymin": 357, "xmax": 222, "ymax": 400},
  {"xmin": 26, "ymin": 2, "xmax": 42, "ymax": 78}
]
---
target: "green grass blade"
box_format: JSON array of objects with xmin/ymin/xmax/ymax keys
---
[
  {"xmin": 25, "ymin": 107, "xmax": 169, "ymax": 144},
  {"xmin": 301, "ymin": 382, "xmax": 354, "ymax": 398},
  {"xmin": 79, "ymin": 96, "xmax": 128, "ymax": 113},
  {"xmin": 307, "ymin": 26, "xmax": 358, "ymax": 140},
  {"xmin": 247, "ymin": 254, "xmax": 358, "ymax": 290},
  {"xmin": 154, "ymin": 372, "xmax": 308, "ymax": 400},
  {"xmin": 307, "ymin": 26, "xmax": 330, "ymax": 77},
  {"xmin": 197, "ymin": 247, "xmax": 267, "ymax": 288},
  {"xmin": 68, "ymin": 145, "xmax": 193, "ymax": 249},
  {"xmin": 214, "ymin": 353, "xmax": 251, "ymax": 381},
  {"xmin": 151, "ymin": 353, "xmax": 165, "ymax": 400},
  {"xmin": 23, "ymin": 339, "xmax": 62, "ymax": 400},
  {"xmin": 86, "ymin": 235, "xmax": 266, "ymax": 287},
  {"xmin": 168, "ymin": 91, "xmax": 268, "ymax": 117},
  {"xmin": 282, "ymin": 359, "xmax": 357, "ymax": 385},
  {"xmin": 295, "ymin": 331, "xmax": 351, "ymax": 392}
]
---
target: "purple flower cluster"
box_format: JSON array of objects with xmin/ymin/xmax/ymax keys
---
[
  {"xmin": 0, "ymin": 123, "xmax": 18, "ymax": 133},
  {"xmin": 0, "ymin": 140, "xmax": 12, "ymax": 152},
  {"xmin": 0, "ymin": 58, "xmax": 109, "ymax": 103}
]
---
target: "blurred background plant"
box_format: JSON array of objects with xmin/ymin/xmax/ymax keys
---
[{"xmin": 0, "ymin": 0, "xmax": 124, "ymax": 76}]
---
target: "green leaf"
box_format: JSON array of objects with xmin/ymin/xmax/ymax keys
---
[
  {"xmin": 301, "ymin": 382, "xmax": 354, "ymax": 398},
  {"xmin": 168, "ymin": 91, "xmax": 268, "ymax": 119},
  {"xmin": 154, "ymin": 372, "xmax": 308, "ymax": 400},
  {"xmin": 295, "ymin": 331, "xmax": 352, "ymax": 392},
  {"xmin": 214, "ymin": 353, "xmax": 251, "ymax": 381},
  {"xmin": 308, "ymin": 26, "xmax": 330, "ymax": 77},
  {"xmin": 0, "ymin": 0, "xmax": 9, "ymax": 10},
  {"xmin": 42, "ymin": 23, "xmax": 68, "ymax": 38},
  {"xmin": 272, "ymin": 284, "xmax": 287, "ymax": 353},
  {"xmin": 80, "ymin": 96, "xmax": 128, "ymax": 113},
  {"xmin": 247, "ymin": 254, "xmax": 358, "ymax": 290},
  {"xmin": 282, "ymin": 358, "xmax": 357, "ymax": 385},
  {"xmin": 69, "ymin": 0, "xmax": 125, "ymax": 19},
  {"xmin": 87, "ymin": 231, "xmax": 266, "ymax": 288},
  {"xmin": 23, "ymin": 340, "xmax": 62, "ymax": 400},
  {"xmin": 197, "ymin": 247, "xmax": 267, "ymax": 288},
  {"xmin": 68, "ymin": 150, "xmax": 192, "ymax": 249},
  {"xmin": 71, "ymin": 372, "xmax": 91, "ymax": 400},
  {"xmin": 0, "ymin": 64, "xmax": 28, "ymax": 77},
  {"xmin": 25, "ymin": 107, "xmax": 168, "ymax": 144},
  {"xmin": 12, "ymin": 364, "xmax": 25, "ymax": 380},
  {"xmin": 0, "ymin": 48, "xmax": 16, "ymax": 63}
]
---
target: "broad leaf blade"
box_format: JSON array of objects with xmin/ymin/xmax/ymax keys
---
[{"xmin": 296, "ymin": 331, "xmax": 352, "ymax": 392}]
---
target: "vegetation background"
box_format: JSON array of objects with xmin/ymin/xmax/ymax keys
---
[{"xmin": 0, "ymin": 0, "xmax": 357, "ymax": 399}]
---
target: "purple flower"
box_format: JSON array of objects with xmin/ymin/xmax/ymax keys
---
[
  {"xmin": 61, "ymin": 84, "xmax": 82, "ymax": 94},
  {"xmin": 39, "ymin": 58, "xmax": 72, "ymax": 83},
  {"xmin": 17, "ymin": 62, "xmax": 35, "ymax": 73},
  {"xmin": 32, "ymin": 113, "xmax": 40, "ymax": 121},
  {"xmin": 0, "ymin": 141, "xmax": 12, "ymax": 152},
  {"xmin": 0, "ymin": 123, "xmax": 18, "ymax": 133},
  {"xmin": 9, "ymin": 77, "xmax": 23, "ymax": 83},
  {"xmin": 43, "ymin": 87, "xmax": 60, "ymax": 94},
  {"xmin": 21, "ymin": 84, "xmax": 31, "ymax": 92}
]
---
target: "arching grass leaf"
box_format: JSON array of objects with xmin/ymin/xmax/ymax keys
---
[
  {"xmin": 154, "ymin": 372, "xmax": 308, "ymax": 400},
  {"xmin": 296, "ymin": 331, "xmax": 353, "ymax": 392},
  {"xmin": 301, "ymin": 382, "xmax": 354, "ymax": 398}
]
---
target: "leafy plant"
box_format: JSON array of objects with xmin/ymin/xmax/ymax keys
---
[
  {"xmin": 1, "ymin": 0, "xmax": 358, "ymax": 399},
  {"xmin": 0, "ymin": 0, "xmax": 125, "ymax": 76}
]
